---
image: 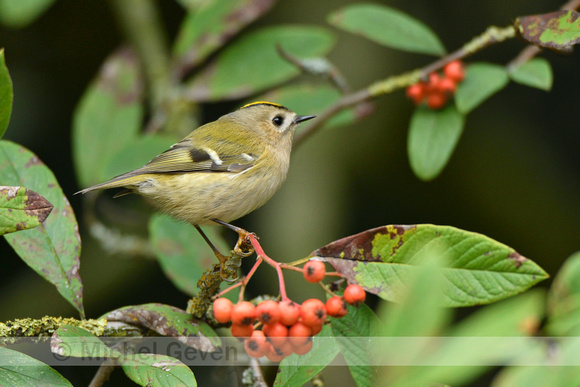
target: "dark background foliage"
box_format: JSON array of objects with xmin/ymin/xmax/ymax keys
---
[{"xmin": 0, "ymin": 0, "xmax": 578, "ymax": 340}]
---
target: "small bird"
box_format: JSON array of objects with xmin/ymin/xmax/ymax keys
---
[{"xmin": 78, "ymin": 101, "xmax": 315, "ymax": 265}]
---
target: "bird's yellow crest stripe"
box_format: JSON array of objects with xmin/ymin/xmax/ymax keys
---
[{"xmin": 239, "ymin": 101, "xmax": 289, "ymax": 111}]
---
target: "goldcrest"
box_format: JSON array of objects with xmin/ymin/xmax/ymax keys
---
[{"xmin": 78, "ymin": 102, "xmax": 315, "ymax": 228}]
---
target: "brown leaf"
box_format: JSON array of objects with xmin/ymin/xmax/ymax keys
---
[{"xmin": 515, "ymin": 10, "xmax": 580, "ymax": 53}]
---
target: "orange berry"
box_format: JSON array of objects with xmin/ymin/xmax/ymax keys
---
[
  {"xmin": 212, "ymin": 298, "xmax": 233, "ymax": 324},
  {"xmin": 278, "ymin": 300, "xmax": 301, "ymax": 326},
  {"xmin": 255, "ymin": 300, "xmax": 280, "ymax": 325},
  {"xmin": 426, "ymin": 72, "xmax": 441, "ymax": 94},
  {"xmin": 263, "ymin": 321, "xmax": 288, "ymax": 347},
  {"xmin": 300, "ymin": 299, "xmax": 327, "ymax": 327},
  {"xmin": 426, "ymin": 91, "xmax": 447, "ymax": 110},
  {"xmin": 309, "ymin": 321, "xmax": 323, "ymax": 335},
  {"xmin": 273, "ymin": 340, "xmax": 294, "ymax": 357},
  {"xmin": 244, "ymin": 330, "xmax": 268, "ymax": 358},
  {"xmin": 230, "ymin": 323, "xmax": 253, "ymax": 338},
  {"xmin": 343, "ymin": 284, "xmax": 366, "ymax": 305},
  {"xmin": 439, "ymin": 77, "xmax": 457, "ymax": 94},
  {"xmin": 265, "ymin": 343, "xmax": 285, "ymax": 362},
  {"xmin": 303, "ymin": 260, "xmax": 326, "ymax": 283},
  {"xmin": 326, "ymin": 296, "xmax": 348, "ymax": 318},
  {"xmin": 406, "ymin": 83, "xmax": 425, "ymax": 105},
  {"xmin": 292, "ymin": 338, "xmax": 313, "ymax": 355},
  {"xmin": 444, "ymin": 60, "xmax": 465, "ymax": 82},
  {"xmin": 288, "ymin": 322, "xmax": 313, "ymax": 346},
  {"xmin": 231, "ymin": 301, "xmax": 256, "ymax": 326}
]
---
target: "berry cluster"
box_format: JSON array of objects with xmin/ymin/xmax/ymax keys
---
[
  {"xmin": 406, "ymin": 60, "xmax": 465, "ymax": 110},
  {"xmin": 212, "ymin": 260, "xmax": 366, "ymax": 362}
]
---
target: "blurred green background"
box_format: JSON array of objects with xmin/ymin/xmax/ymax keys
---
[{"xmin": 0, "ymin": 0, "xmax": 578, "ymax": 338}]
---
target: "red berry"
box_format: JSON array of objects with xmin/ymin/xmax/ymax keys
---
[
  {"xmin": 255, "ymin": 300, "xmax": 280, "ymax": 325},
  {"xmin": 303, "ymin": 261, "xmax": 326, "ymax": 283},
  {"xmin": 273, "ymin": 340, "xmax": 294, "ymax": 357},
  {"xmin": 439, "ymin": 77, "xmax": 457, "ymax": 94},
  {"xmin": 300, "ymin": 299, "xmax": 327, "ymax": 327},
  {"xmin": 406, "ymin": 83, "xmax": 425, "ymax": 105},
  {"xmin": 292, "ymin": 338, "xmax": 313, "ymax": 355},
  {"xmin": 288, "ymin": 322, "xmax": 313, "ymax": 346},
  {"xmin": 326, "ymin": 296, "xmax": 348, "ymax": 318},
  {"xmin": 263, "ymin": 322, "xmax": 288, "ymax": 347},
  {"xmin": 343, "ymin": 284, "xmax": 366, "ymax": 305},
  {"xmin": 244, "ymin": 330, "xmax": 268, "ymax": 358},
  {"xmin": 309, "ymin": 321, "xmax": 323, "ymax": 335},
  {"xmin": 444, "ymin": 60, "xmax": 465, "ymax": 82},
  {"xmin": 278, "ymin": 300, "xmax": 301, "ymax": 326},
  {"xmin": 426, "ymin": 72, "xmax": 442, "ymax": 94},
  {"xmin": 265, "ymin": 343, "xmax": 285, "ymax": 362},
  {"xmin": 230, "ymin": 323, "xmax": 253, "ymax": 338},
  {"xmin": 231, "ymin": 301, "xmax": 256, "ymax": 326},
  {"xmin": 212, "ymin": 298, "xmax": 233, "ymax": 324},
  {"xmin": 426, "ymin": 91, "xmax": 447, "ymax": 110}
]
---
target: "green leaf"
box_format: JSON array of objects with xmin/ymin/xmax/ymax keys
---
[
  {"xmin": 0, "ymin": 49, "xmax": 13, "ymax": 139},
  {"xmin": 0, "ymin": 347, "xmax": 72, "ymax": 386},
  {"xmin": 515, "ymin": 10, "xmax": 580, "ymax": 52},
  {"xmin": 1, "ymin": 141, "xmax": 84, "ymax": 317},
  {"xmin": 255, "ymin": 83, "xmax": 356, "ymax": 133},
  {"xmin": 328, "ymin": 3, "xmax": 445, "ymax": 56},
  {"xmin": 186, "ymin": 25, "xmax": 335, "ymax": 101},
  {"xmin": 105, "ymin": 303, "xmax": 220, "ymax": 352},
  {"xmin": 312, "ymin": 225, "xmax": 549, "ymax": 307},
  {"xmin": 173, "ymin": 0, "xmax": 275, "ymax": 68},
  {"xmin": 455, "ymin": 62, "xmax": 509, "ymax": 114},
  {"xmin": 103, "ymin": 134, "xmax": 178, "ymax": 180},
  {"xmin": 407, "ymin": 290, "xmax": 546, "ymax": 387},
  {"xmin": 51, "ymin": 325, "xmax": 121, "ymax": 358},
  {"xmin": 509, "ymin": 58, "xmax": 553, "ymax": 91},
  {"xmin": 73, "ymin": 48, "xmax": 143, "ymax": 188},
  {"xmin": 275, "ymin": 325, "xmax": 340, "ymax": 387},
  {"xmin": 331, "ymin": 302, "xmax": 381, "ymax": 387},
  {"xmin": 376, "ymin": 259, "xmax": 451, "ymax": 387},
  {"xmin": 149, "ymin": 214, "xmax": 228, "ymax": 296},
  {"xmin": 546, "ymin": 252, "xmax": 580, "ymax": 336},
  {"xmin": 0, "ymin": 0, "xmax": 55, "ymax": 28},
  {"xmin": 407, "ymin": 104, "xmax": 465, "ymax": 181},
  {"xmin": 121, "ymin": 353, "xmax": 197, "ymax": 387},
  {"xmin": 0, "ymin": 186, "xmax": 52, "ymax": 235}
]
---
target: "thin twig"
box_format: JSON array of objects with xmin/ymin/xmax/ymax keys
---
[
  {"xmin": 88, "ymin": 361, "xmax": 116, "ymax": 387},
  {"xmin": 247, "ymin": 235, "xmax": 289, "ymax": 300},
  {"xmin": 249, "ymin": 358, "xmax": 268, "ymax": 387}
]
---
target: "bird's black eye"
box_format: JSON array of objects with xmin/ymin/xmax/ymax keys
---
[{"xmin": 272, "ymin": 116, "xmax": 284, "ymax": 126}]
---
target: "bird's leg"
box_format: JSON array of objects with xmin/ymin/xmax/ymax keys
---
[
  {"xmin": 211, "ymin": 219, "xmax": 255, "ymax": 257},
  {"xmin": 194, "ymin": 225, "xmax": 236, "ymax": 281}
]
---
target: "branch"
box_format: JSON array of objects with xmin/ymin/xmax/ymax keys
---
[{"xmin": 294, "ymin": 24, "xmax": 516, "ymax": 147}]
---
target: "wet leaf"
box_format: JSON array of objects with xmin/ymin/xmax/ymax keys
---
[
  {"xmin": 407, "ymin": 104, "xmax": 465, "ymax": 181},
  {"xmin": 328, "ymin": 3, "xmax": 445, "ymax": 56},
  {"xmin": 0, "ymin": 49, "xmax": 13, "ymax": 139},
  {"xmin": 311, "ymin": 225, "xmax": 549, "ymax": 307},
  {"xmin": 256, "ymin": 84, "xmax": 356, "ymax": 134},
  {"xmin": 0, "ymin": 346, "xmax": 72, "ymax": 386},
  {"xmin": 546, "ymin": 251, "xmax": 580, "ymax": 336},
  {"xmin": 121, "ymin": 353, "xmax": 197, "ymax": 387},
  {"xmin": 0, "ymin": 140, "xmax": 84, "ymax": 317},
  {"xmin": 51, "ymin": 325, "xmax": 120, "ymax": 358},
  {"xmin": 149, "ymin": 214, "xmax": 228, "ymax": 296},
  {"xmin": 515, "ymin": 10, "xmax": 580, "ymax": 52},
  {"xmin": 455, "ymin": 62, "xmax": 509, "ymax": 114},
  {"xmin": 275, "ymin": 325, "xmax": 340, "ymax": 387},
  {"xmin": 185, "ymin": 25, "xmax": 335, "ymax": 101},
  {"xmin": 73, "ymin": 48, "xmax": 143, "ymax": 187},
  {"xmin": 0, "ymin": 0, "xmax": 55, "ymax": 28},
  {"xmin": 173, "ymin": 0, "xmax": 276, "ymax": 69},
  {"xmin": 0, "ymin": 186, "xmax": 52, "ymax": 235},
  {"xmin": 105, "ymin": 303, "xmax": 220, "ymax": 352},
  {"xmin": 508, "ymin": 58, "xmax": 553, "ymax": 91},
  {"xmin": 331, "ymin": 302, "xmax": 381, "ymax": 387},
  {"xmin": 103, "ymin": 134, "xmax": 178, "ymax": 179}
]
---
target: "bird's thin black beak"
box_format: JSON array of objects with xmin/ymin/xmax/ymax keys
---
[{"xmin": 294, "ymin": 115, "xmax": 316, "ymax": 124}]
